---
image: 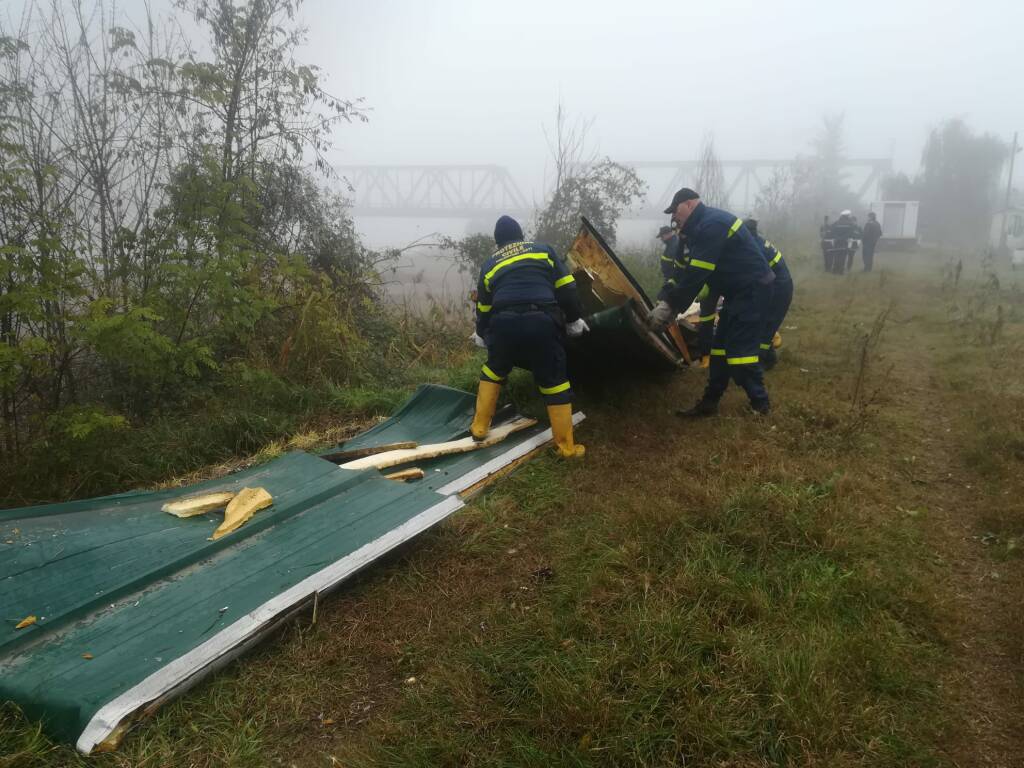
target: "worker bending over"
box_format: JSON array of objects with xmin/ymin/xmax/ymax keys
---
[
  {"xmin": 650, "ymin": 189, "xmax": 775, "ymax": 416},
  {"xmin": 744, "ymin": 218, "xmax": 793, "ymax": 370},
  {"xmin": 471, "ymin": 215, "xmax": 589, "ymax": 457}
]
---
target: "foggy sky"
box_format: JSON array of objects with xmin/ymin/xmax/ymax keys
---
[
  {"xmin": 4, "ymin": 0, "xmax": 1020, "ymax": 204},
  {"xmin": 313, "ymin": 0, "xmax": 1019, "ymax": 197}
]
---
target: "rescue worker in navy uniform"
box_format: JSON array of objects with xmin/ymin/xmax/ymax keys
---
[
  {"xmin": 826, "ymin": 210, "xmax": 862, "ymax": 275},
  {"xmin": 649, "ymin": 189, "xmax": 774, "ymax": 416},
  {"xmin": 658, "ymin": 227, "xmax": 717, "ymax": 368},
  {"xmin": 656, "ymin": 225, "xmax": 691, "ymax": 302},
  {"xmin": 744, "ymin": 218, "xmax": 793, "ymax": 370},
  {"xmin": 657, "ymin": 225, "xmax": 681, "ymax": 283},
  {"xmin": 470, "ymin": 215, "xmax": 589, "ymax": 457}
]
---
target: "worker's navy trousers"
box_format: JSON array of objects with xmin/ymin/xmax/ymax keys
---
[
  {"xmin": 697, "ymin": 295, "xmax": 719, "ymax": 358},
  {"xmin": 763, "ymin": 276, "xmax": 793, "ymax": 347},
  {"xmin": 481, "ymin": 308, "xmax": 573, "ymax": 405},
  {"xmin": 702, "ymin": 283, "xmax": 771, "ymax": 407}
]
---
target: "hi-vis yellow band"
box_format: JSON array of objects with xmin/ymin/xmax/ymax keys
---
[
  {"xmin": 727, "ymin": 356, "xmax": 759, "ymax": 365},
  {"xmin": 710, "ymin": 348, "xmax": 726, "ymax": 356},
  {"xmin": 769, "ymin": 251, "xmax": 782, "ymax": 266},
  {"xmin": 477, "ymin": 302, "xmax": 492, "ymax": 313},
  {"xmin": 699, "ymin": 313, "xmax": 718, "ymax": 322},
  {"xmin": 690, "ymin": 259, "xmax": 716, "ymax": 271},
  {"xmin": 539, "ymin": 381, "xmax": 570, "ymax": 395},
  {"xmin": 554, "ymin": 274, "xmax": 575, "ymax": 288},
  {"xmin": 481, "ymin": 364, "xmax": 505, "ymax": 382},
  {"xmin": 727, "ymin": 218, "xmax": 743, "ymax": 238},
  {"xmin": 484, "ymin": 253, "xmax": 554, "ymax": 290}
]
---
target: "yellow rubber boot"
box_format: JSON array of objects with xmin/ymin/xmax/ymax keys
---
[
  {"xmin": 470, "ymin": 380, "xmax": 501, "ymax": 441},
  {"xmin": 547, "ymin": 403, "xmax": 585, "ymax": 458},
  {"xmin": 699, "ymin": 355, "xmax": 710, "ymax": 369},
  {"xmin": 772, "ymin": 332, "xmax": 783, "ymax": 349}
]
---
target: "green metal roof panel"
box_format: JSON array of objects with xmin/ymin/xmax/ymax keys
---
[
  {"xmin": 333, "ymin": 383, "xmax": 476, "ymax": 452},
  {"xmin": 0, "ymin": 385, "xmax": 576, "ymax": 752}
]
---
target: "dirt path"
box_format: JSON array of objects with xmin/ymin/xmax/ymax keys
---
[{"xmin": 879, "ymin": 304, "xmax": 1024, "ymax": 767}]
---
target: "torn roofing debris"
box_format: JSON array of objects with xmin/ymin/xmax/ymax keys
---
[
  {"xmin": 0, "ymin": 219, "xmax": 674, "ymax": 753},
  {"xmin": 0, "ymin": 385, "xmax": 582, "ymax": 753}
]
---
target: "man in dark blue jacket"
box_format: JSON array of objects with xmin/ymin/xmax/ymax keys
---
[
  {"xmin": 744, "ymin": 218, "xmax": 793, "ymax": 370},
  {"xmin": 650, "ymin": 189, "xmax": 774, "ymax": 415},
  {"xmin": 471, "ymin": 215, "xmax": 589, "ymax": 457}
]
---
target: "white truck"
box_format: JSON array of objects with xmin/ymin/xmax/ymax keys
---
[{"xmin": 869, "ymin": 200, "xmax": 919, "ymax": 248}]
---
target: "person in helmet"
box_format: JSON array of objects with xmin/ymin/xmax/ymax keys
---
[{"xmin": 471, "ymin": 215, "xmax": 589, "ymax": 458}]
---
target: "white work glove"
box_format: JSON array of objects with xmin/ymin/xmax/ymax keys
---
[
  {"xmin": 470, "ymin": 332, "xmax": 487, "ymax": 349},
  {"xmin": 566, "ymin": 318, "xmax": 590, "ymax": 338},
  {"xmin": 648, "ymin": 300, "xmax": 675, "ymax": 333}
]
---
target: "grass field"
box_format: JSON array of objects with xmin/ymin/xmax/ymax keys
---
[{"xmin": 2, "ymin": 247, "xmax": 1022, "ymax": 767}]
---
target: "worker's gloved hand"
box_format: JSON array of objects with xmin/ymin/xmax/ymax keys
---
[
  {"xmin": 648, "ymin": 301, "xmax": 675, "ymax": 332},
  {"xmin": 470, "ymin": 332, "xmax": 487, "ymax": 349},
  {"xmin": 566, "ymin": 318, "xmax": 590, "ymax": 338}
]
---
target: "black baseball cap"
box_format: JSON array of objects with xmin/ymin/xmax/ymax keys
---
[
  {"xmin": 663, "ymin": 187, "xmax": 700, "ymax": 214},
  {"xmin": 656, "ymin": 225, "xmax": 673, "ymax": 237}
]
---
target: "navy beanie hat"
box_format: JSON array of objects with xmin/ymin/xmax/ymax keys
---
[{"xmin": 494, "ymin": 215, "xmax": 524, "ymax": 246}]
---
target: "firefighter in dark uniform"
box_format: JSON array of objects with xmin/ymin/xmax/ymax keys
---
[
  {"xmin": 825, "ymin": 210, "xmax": 862, "ymax": 275},
  {"xmin": 650, "ymin": 189, "xmax": 774, "ymax": 415},
  {"xmin": 471, "ymin": 215, "xmax": 589, "ymax": 457},
  {"xmin": 657, "ymin": 225, "xmax": 681, "ymax": 282},
  {"xmin": 658, "ymin": 227, "xmax": 718, "ymax": 369},
  {"xmin": 744, "ymin": 218, "xmax": 793, "ymax": 370}
]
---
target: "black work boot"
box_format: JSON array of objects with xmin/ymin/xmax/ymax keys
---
[
  {"xmin": 749, "ymin": 399, "xmax": 771, "ymax": 415},
  {"xmin": 676, "ymin": 399, "xmax": 719, "ymax": 418}
]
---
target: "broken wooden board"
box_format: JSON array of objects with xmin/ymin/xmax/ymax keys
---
[
  {"xmin": 320, "ymin": 441, "xmax": 417, "ymax": 464},
  {"xmin": 340, "ymin": 417, "xmax": 538, "ymax": 471},
  {"xmin": 383, "ymin": 468, "xmax": 425, "ymax": 482},
  {"xmin": 564, "ymin": 216, "xmax": 692, "ymax": 369}
]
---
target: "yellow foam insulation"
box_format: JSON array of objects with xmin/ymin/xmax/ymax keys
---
[
  {"xmin": 209, "ymin": 487, "xmax": 273, "ymax": 540},
  {"xmin": 162, "ymin": 492, "xmax": 236, "ymax": 518}
]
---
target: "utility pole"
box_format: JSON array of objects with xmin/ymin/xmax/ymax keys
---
[{"xmin": 1000, "ymin": 131, "xmax": 1019, "ymax": 252}]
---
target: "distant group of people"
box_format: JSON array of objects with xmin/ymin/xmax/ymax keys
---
[{"xmin": 821, "ymin": 210, "xmax": 883, "ymax": 274}]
